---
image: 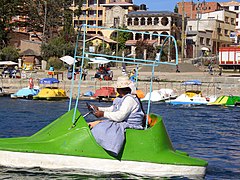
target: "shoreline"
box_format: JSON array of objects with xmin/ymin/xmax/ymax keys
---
[{"xmin": 1, "ymin": 68, "xmax": 240, "ymax": 98}]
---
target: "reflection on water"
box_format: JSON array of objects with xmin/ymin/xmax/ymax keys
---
[{"xmin": 0, "ymin": 97, "xmax": 239, "ymax": 179}]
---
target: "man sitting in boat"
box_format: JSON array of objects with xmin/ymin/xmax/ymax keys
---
[{"xmin": 88, "ymin": 76, "xmax": 145, "ymax": 156}]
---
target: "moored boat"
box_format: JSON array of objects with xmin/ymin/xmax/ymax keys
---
[
  {"xmin": 142, "ymin": 88, "xmax": 177, "ymax": 102},
  {"xmin": 0, "ymin": 87, "xmax": 11, "ymax": 97},
  {"xmin": 167, "ymin": 80, "xmax": 216, "ymax": 105},
  {"xmin": 208, "ymin": 95, "xmax": 240, "ymax": 106},
  {"xmin": 10, "ymin": 78, "xmax": 40, "ymax": 99},
  {"xmin": 10, "ymin": 87, "xmax": 40, "ymax": 99},
  {"xmin": 33, "ymin": 78, "xmax": 68, "ymax": 100},
  {"xmin": 94, "ymin": 86, "xmax": 116, "ymax": 101}
]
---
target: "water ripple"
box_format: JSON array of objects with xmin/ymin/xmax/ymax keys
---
[{"xmin": 0, "ymin": 97, "xmax": 239, "ymax": 179}]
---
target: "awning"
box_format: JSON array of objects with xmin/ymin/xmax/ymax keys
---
[
  {"xmin": 60, "ymin": 56, "xmax": 77, "ymax": 65},
  {"xmin": 39, "ymin": 78, "xmax": 59, "ymax": 84},
  {"xmin": 182, "ymin": 80, "xmax": 202, "ymax": 85},
  {"xmin": 201, "ymin": 47, "xmax": 209, "ymax": 51},
  {"xmin": 88, "ymin": 57, "xmax": 111, "ymax": 64},
  {"xmin": 0, "ymin": 61, "xmax": 18, "ymax": 66}
]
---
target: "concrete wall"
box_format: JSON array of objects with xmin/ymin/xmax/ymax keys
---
[{"xmin": 1, "ymin": 70, "xmax": 240, "ymax": 98}]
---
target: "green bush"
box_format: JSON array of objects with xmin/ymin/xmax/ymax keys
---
[
  {"xmin": 47, "ymin": 57, "xmax": 64, "ymax": 70},
  {"xmin": 0, "ymin": 46, "xmax": 19, "ymax": 61}
]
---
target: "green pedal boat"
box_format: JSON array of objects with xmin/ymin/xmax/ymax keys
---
[
  {"xmin": 0, "ymin": 109, "xmax": 207, "ymax": 177},
  {"xmin": 0, "ymin": 25, "xmax": 208, "ymax": 178}
]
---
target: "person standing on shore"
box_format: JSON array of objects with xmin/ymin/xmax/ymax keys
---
[
  {"xmin": 208, "ymin": 64, "xmax": 213, "ymax": 75},
  {"xmin": 176, "ymin": 65, "xmax": 180, "ymax": 73},
  {"xmin": 219, "ymin": 66, "xmax": 223, "ymax": 76}
]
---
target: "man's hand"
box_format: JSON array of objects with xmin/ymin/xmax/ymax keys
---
[
  {"xmin": 87, "ymin": 103, "xmax": 98, "ymax": 112},
  {"xmin": 94, "ymin": 110, "xmax": 104, "ymax": 118},
  {"xmin": 91, "ymin": 104, "xmax": 99, "ymax": 111},
  {"xmin": 88, "ymin": 120, "xmax": 103, "ymax": 129}
]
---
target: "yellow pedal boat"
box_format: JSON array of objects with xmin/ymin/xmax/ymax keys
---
[{"xmin": 33, "ymin": 78, "xmax": 68, "ymax": 101}]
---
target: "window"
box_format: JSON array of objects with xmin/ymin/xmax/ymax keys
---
[
  {"xmin": 235, "ymin": 6, "xmax": 239, "ymax": 10},
  {"xmin": 98, "ymin": 21, "xmax": 102, "ymax": 26},
  {"xmin": 154, "ymin": 17, "xmax": 159, "ymax": 25},
  {"xmin": 225, "ymin": 17, "xmax": 229, "ymax": 24},
  {"xmin": 147, "ymin": 17, "xmax": 152, "ymax": 25},
  {"xmin": 189, "ymin": 26, "xmax": 192, "ymax": 31},
  {"xmin": 231, "ymin": 18, "xmax": 235, "ymax": 25},
  {"xmin": 206, "ymin": 38, "xmax": 210, "ymax": 46},
  {"xmin": 200, "ymin": 37, "xmax": 204, "ymax": 45},
  {"xmin": 127, "ymin": 18, "xmax": 132, "ymax": 26},
  {"xmin": 161, "ymin": 16, "xmax": 168, "ymax": 26},
  {"xmin": 89, "ymin": 10, "xmax": 96, "ymax": 16},
  {"xmin": 140, "ymin": 18, "xmax": 145, "ymax": 25},
  {"xmin": 89, "ymin": 0, "xmax": 94, "ymax": 5},
  {"xmin": 134, "ymin": 18, "xmax": 139, "ymax": 26},
  {"xmin": 225, "ymin": 29, "xmax": 228, "ymax": 36},
  {"xmin": 114, "ymin": 17, "xmax": 120, "ymax": 27},
  {"xmin": 99, "ymin": 0, "xmax": 106, "ymax": 4}
]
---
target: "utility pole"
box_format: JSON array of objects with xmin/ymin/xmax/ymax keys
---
[
  {"xmin": 181, "ymin": 0, "xmax": 185, "ymax": 62},
  {"xmin": 43, "ymin": 1, "xmax": 47, "ymax": 43},
  {"xmin": 195, "ymin": 0, "xmax": 206, "ymax": 58},
  {"xmin": 196, "ymin": 1, "xmax": 199, "ymax": 58}
]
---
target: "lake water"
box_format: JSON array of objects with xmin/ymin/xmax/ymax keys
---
[{"xmin": 0, "ymin": 97, "xmax": 239, "ymax": 179}]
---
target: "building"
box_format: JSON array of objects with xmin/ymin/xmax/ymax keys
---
[
  {"xmin": 186, "ymin": 9, "xmax": 236, "ymax": 58},
  {"xmin": 126, "ymin": 11, "xmax": 183, "ymax": 44},
  {"xmin": 71, "ymin": 0, "xmax": 136, "ymax": 35},
  {"xmin": 11, "ymin": 15, "xmax": 29, "ymax": 33},
  {"xmin": 220, "ymin": 0, "xmax": 240, "ymax": 43},
  {"xmin": 121, "ymin": 10, "xmax": 184, "ymax": 60},
  {"xmin": 178, "ymin": 1, "xmax": 222, "ymax": 19},
  {"xmin": 102, "ymin": 0, "xmax": 137, "ymax": 28}
]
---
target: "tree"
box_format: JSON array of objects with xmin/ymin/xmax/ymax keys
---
[
  {"xmin": 110, "ymin": 27, "xmax": 132, "ymax": 54},
  {"xmin": 0, "ymin": 46, "xmax": 19, "ymax": 62},
  {"xmin": 0, "ymin": 0, "xmax": 75, "ymax": 47},
  {"xmin": 25, "ymin": 0, "xmax": 74, "ymax": 42},
  {"xmin": 135, "ymin": 40, "xmax": 156, "ymax": 60},
  {"xmin": 0, "ymin": 0, "xmax": 26, "ymax": 48},
  {"xmin": 41, "ymin": 36, "xmax": 75, "ymax": 60},
  {"xmin": 174, "ymin": 5, "xmax": 178, "ymax": 13}
]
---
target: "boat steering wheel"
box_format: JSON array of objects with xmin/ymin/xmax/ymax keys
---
[{"xmin": 86, "ymin": 102, "xmax": 96, "ymax": 114}]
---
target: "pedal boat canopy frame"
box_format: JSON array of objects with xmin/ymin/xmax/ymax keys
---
[{"xmin": 68, "ymin": 25, "xmax": 179, "ymax": 129}]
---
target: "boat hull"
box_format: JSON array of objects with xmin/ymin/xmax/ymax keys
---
[
  {"xmin": 208, "ymin": 95, "xmax": 240, "ymax": 106},
  {"xmin": 167, "ymin": 91, "xmax": 213, "ymax": 105},
  {"xmin": 0, "ymin": 150, "xmax": 206, "ymax": 178},
  {"xmin": 0, "ymin": 110, "xmax": 207, "ymax": 177},
  {"xmin": 10, "ymin": 87, "xmax": 40, "ymax": 99},
  {"xmin": 142, "ymin": 89, "xmax": 177, "ymax": 102},
  {"xmin": 168, "ymin": 101, "xmax": 208, "ymax": 106},
  {"xmin": 33, "ymin": 87, "xmax": 68, "ymax": 100}
]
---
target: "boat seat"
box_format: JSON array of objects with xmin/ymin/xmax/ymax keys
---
[{"xmin": 147, "ymin": 114, "xmax": 158, "ymax": 127}]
